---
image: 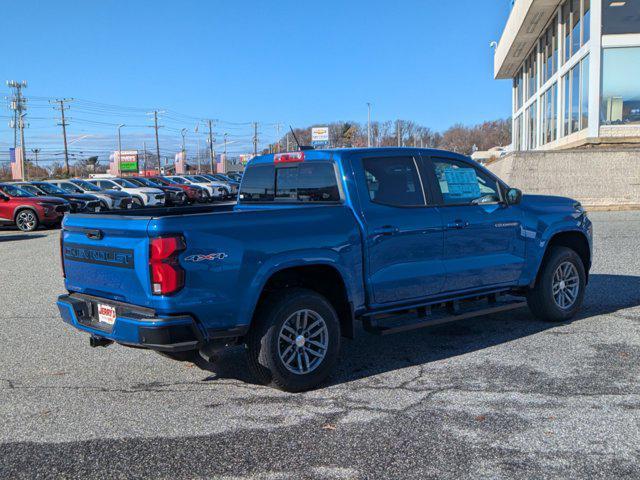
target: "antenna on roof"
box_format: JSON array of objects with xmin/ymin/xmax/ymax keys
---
[{"xmin": 289, "ymin": 126, "xmax": 315, "ymax": 151}]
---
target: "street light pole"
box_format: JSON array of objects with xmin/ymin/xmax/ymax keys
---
[
  {"xmin": 117, "ymin": 124, "xmax": 125, "ymax": 175},
  {"xmin": 366, "ymin": 102, "xmax": 371, "ymax": 148},
  {"xmin": 31, "ymin": 148, "xmax": 40, "ymax": 176}
]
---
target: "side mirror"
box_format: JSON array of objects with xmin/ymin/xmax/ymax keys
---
[
  {"xmin": 506, "ymin": 188, "xmax": 522, "ymax": 205},
  {"xmin": 0, "ymin": 194, "xmax": 8, "ymax": 201}
]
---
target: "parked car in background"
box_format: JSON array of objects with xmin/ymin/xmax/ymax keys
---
[
  {"xmin": 12, "ymin": 181, "xmax": 101, "ymax": 213},
  {"xmin": 126, "ymin": 177, "xmax": 188, "ymax": 206},
  {"xmin": 177, "ymin": 174, "xmax": 228, "ymax": 200},
  {"xmin": 227, "ymin": 172, "xmax": 243, "ymax": 182},
  {"xmin": 149, "ymin": 176, "xmax": 206, "ymax": 204},
  {"xmin": 165, "ymin": 175, "xmax": 215, "ymax": 201},
  {"xmin": 57, "ymin": 147, "xmax": 592, "ymax": 392},
  {"xmin": 47, "ymin": 179, "xmax": 133, "ymax": 211},
  {"xmin": 0, "ymin": 183, "xmax": 70, "ymax": 231},
  {"xmin": 200, "ymin": 173, "xmax": 239, "ymax": 197},
  {"xmin": 87, "ymin": 178, "xmax": 165, "ymax": 208}
]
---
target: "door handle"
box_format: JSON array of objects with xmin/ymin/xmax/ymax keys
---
[
  {"xmin": 372, "ymin": 225, "xmax": 400, "ymax": 236},
  {"xmin": 446, "ymin": 220, "xmax": 469, "ymax": 230}
]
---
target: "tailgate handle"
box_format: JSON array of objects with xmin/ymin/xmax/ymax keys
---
[{"xmin": 83, "ymin": 229, "xmax": 103, "ymax": 240}]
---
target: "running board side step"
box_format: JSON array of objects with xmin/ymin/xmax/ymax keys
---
[{"xmin": 362, "ymin": 298, "xmax": 527, "ymax": 336}]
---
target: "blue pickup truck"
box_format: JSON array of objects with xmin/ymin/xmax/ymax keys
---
[{"xmin": 57, "ymin": 148, "xmax": 592, "ymax": 391}]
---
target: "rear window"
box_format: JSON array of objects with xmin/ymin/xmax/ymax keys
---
[{"xmin": 240, "ymin": 162, "xmax": 340, "ymax": 203}]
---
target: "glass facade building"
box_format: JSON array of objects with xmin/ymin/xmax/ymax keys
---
[{"xmin": 496, "ymin": 0, "xmax": 640, "ymax": 151}]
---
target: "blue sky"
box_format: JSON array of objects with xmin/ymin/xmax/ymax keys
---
[{"xmin": 1, "ymin": 0, "xmax": 513, "ymax": 162}]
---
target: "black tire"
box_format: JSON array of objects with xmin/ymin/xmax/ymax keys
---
[
  {"xmin": 245, "ymin": 288, "xmax": 341, "ymax": 392},
  {"xmin": 157, "ymin": 350, "xmax": 199, "ymax": 362},
  {"xmin": 14, "ymin": 208, "xmax": 39, "ymax": 232},
  {"xmin": 527, "ymin": 246, "xmax": 586, "ymax": 322},
  {"xmin": 132, "ymin": 197, "xmax": 144, "ymax": 208},
  {"xmin": 99, "ymin": 200, "xmax": 109, "ymax": 211}
]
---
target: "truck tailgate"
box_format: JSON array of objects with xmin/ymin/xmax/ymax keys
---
[{"xmin": 62, "ymin": 214, "xmax": 153, "ymax": 307}]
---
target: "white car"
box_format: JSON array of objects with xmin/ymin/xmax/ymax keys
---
[
  {"xmin": 89, "ymin": 178, "xmax": 165, "ymax": 208},
  {"xmin": 166, "ymin": 175, "xmax": 227, "ymax": 201}
]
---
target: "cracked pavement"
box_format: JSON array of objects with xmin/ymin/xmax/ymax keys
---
[{"xmin": 1, "ymin": 211, "xmax": 639, "ymax": 479}]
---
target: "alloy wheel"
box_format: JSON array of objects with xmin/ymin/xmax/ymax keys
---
[{"xmin": 278, "ymin": 309, "xmax": 329, "ymax": 375}]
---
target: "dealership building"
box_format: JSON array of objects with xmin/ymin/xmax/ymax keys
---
[{"xmin": 495, "ymin": 0, "xmax": 640, "ymax": 150}]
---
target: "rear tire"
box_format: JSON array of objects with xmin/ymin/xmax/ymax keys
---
[
  {"xmin": 527, "ymin": 246, "xmax": 586, "ymax": 322},
  {"xmin": 246, "ymin": 288, "xmax": 341, "ymax": 392}
]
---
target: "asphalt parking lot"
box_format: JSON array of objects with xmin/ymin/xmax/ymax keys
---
[{"xmin": 1, "ymin": 211, "xmax": 639, "ymax": 479}]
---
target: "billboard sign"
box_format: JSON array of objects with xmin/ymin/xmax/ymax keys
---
[
  {"xmin": 114, "ymin": 150, "xmax": 138, "ymax": 172},
  {"xmin": 311, "ymin": 127, "xmax": 329, "ymax": 147}
]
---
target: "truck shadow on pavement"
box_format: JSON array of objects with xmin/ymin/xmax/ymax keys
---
[
  {"xmin": 198, "ymin": 273, "xmax": 640, "ymax": 387},
  {"xmin": 0, "ymin": 233, "xmax": 48, "ymax": 242}
]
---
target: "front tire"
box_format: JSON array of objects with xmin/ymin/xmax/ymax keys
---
[
  {"xmin": 246, "ymin": 288, "xmax": 341, "ymax": 392},
  {"xmin": 15, "ymin": 209, "xmax": 39, "ymax": 232},
  {"xmin": 132, "ymin": 197, "xmax": 144, "ymax": 208},
  {"xmin": 527, "ymin": 246, "xmax": 586, "ymax": 322}
]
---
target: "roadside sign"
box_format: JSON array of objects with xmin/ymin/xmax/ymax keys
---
[
  {"xmin": 312, "ymin": 127, "xmax": 329, "ymax": 148},
  {"xmin": 115, "ymin": 150, "xmax": 138, "ymax": 172}
]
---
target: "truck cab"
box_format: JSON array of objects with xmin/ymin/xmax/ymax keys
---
[{"xmin": 56, "ymin": 148, "xmax": 592, "ymax": 392}]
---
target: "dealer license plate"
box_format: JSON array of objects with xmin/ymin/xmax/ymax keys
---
[{"xmin": 97, "ymin": 303, "xmax": 116, "ymax": 325}]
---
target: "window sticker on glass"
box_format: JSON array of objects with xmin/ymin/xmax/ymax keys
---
[{"xmin": 443, "ymin": 168, "xmax": 481, "ymax": 200}]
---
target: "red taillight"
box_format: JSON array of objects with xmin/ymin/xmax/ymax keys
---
[
  {"xmin": 149, "ymin": 235, "xmax": 186, "ymax": 295},
  {"xmin": 274, "ymin": 152, "xmax": 305, "ymax": 163}
]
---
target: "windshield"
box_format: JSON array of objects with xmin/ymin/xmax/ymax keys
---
[
  {"xmin": 141, "ymin": 177, "xmax": 162, "ymax": 187},
  {"xmin": 71, "ymin": 179, "xmax": 102, "ymax": 192},
  {"xmin": 113, "ymin": 178, "xmax": 138, "ymax": 188},
  {"xmin": 191, "ymin": 175, "xmax": 209, "ymax": 182},
  {"xmin": 0, "ymin": 184, "xmax": 35, "ymax": 198},
  {"xmin": 36, "ymin": 183, "xmax": 66, "ymax": 194},
  {"xmin": 169, "ymin": 177, "xmax": 188, "ymax": 184},
  {"xmin": 214, "ymin": 174, "xmax": 233, "ymax": 182},
  {"xmin": 124, "ymin": 178, "xmax": 145, "ymax": 187},
  {"xmin": 19, "ymin": 185, "xmax": 44, "ymax": 195}
]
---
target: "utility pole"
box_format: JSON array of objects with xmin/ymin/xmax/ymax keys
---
[
  {"xmin": 396, "ymin": 120, "xmax": 401, "ymax": 147},
  {"xmin": 207, "ymin": 119, "xmax": 215, "ymax": 173},
  {"xmin": 51, "ymin": 98, "xmax": 73, "ymax": 175},
  {"xmin": 146, "ymin": 110, "xmax": 164, "ymax": 172},
  {"xmin": 366, "ymin": 102, "xmax": 372, "ymax": 148},
  {"xmin": 253, "ymin": 122, "xmax": 258, "ymax": 156},
  {"xmin": 7, "ymin": 81, "xmax": 27, "ymax": 150},
  {"xmin": 223, "ymin": 133, "xmax": 228, "ymax": 157},
  {"xmin": 19, "ymin": 114, "xmax": 27, "ymax": 179},
  {"xmin": 275, "ymin": 123, "xmax": 282, "ymax": 153},
  {"xmin": 286, "ymin": 132, "xmax": 290, "ymax": 152},
  {"xmin": 154, "ymin": 111, "xmax": 161, "ymax": 172}
]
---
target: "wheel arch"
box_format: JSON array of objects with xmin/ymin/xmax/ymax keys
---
[
  {"xmin": 532, "ymin": 230, "xmax": 591, "ymax": 288},
  {"xmin": 250, "ymin": 264, "xmax": 355, "ymax": 339},
  {"xmin": 13, "ymin": 205, "xmax": 40, "ymax": 223}
]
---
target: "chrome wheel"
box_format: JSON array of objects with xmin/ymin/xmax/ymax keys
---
[
  {"xmin": 278, "ymin": 309, "xmax": 329, "ymax": 375},
  {"xmin": 16, "ymin": 210, "xmax": 37, "ymax": 231},
  {"xmin": 552, "ymin": 261, "xmax": 580, "ymax": 309}
]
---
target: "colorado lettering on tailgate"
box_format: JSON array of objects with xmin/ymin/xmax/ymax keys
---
[{"xmin": 64, "ymin": 243, "xmax": 134, "ymax": 269}]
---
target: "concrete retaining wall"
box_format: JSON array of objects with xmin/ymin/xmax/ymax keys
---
[{"xmin": 486, "ymin": 150, "xmax": 640, "ymax": 208}]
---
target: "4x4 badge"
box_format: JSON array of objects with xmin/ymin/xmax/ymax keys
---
[{"xmin": 184, "ymin": 253, "xmax": 228, "ymax": 262}]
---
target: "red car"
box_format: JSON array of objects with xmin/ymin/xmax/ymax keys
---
[{"xmin": 0, "ymin": 183, "xmax": 70, "ymax": 232}]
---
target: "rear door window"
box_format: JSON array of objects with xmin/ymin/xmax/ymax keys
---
[
  {"xmin": 362, "ymin": 156, "xmax": 426, "ymax": 207},
  {"xmin": 240, "ymin": 164, "xmax": 275, "ymax": 202}
]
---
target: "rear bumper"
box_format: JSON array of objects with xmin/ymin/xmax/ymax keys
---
[{"xmin": 57, "ymin": 293, "xmax": 203, "ymax": 352}]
